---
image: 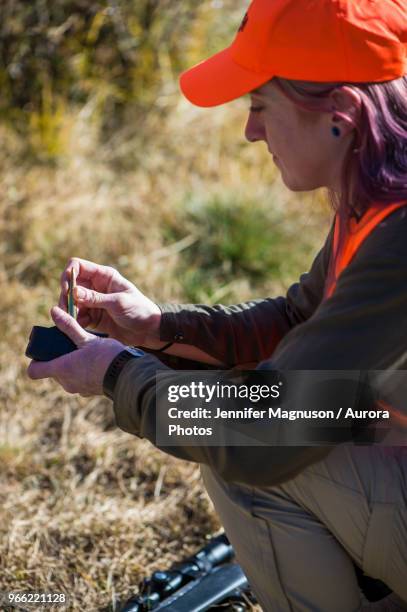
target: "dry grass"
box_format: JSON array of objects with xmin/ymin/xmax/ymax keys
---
[{"xmin": 0, "ymin": 93, "xmax": 331, "ymax": 610}]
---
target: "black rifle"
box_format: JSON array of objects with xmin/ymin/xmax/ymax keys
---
[
  {"xmin": 117, "ymin": 530, "xmax": 392, "ymax": 612},
  {"xmin": 118, "ymin": 533, "xmax": 256, "ymax": 611}
]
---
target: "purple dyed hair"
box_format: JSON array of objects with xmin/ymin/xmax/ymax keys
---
[{"xmin": 272, "ymin": 76, "xmax": 407, "ymax": 220}]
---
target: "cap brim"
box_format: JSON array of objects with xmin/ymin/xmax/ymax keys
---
[{"xmin": 179, "ymin": 46, "xmax": 273, "ymax": 107}]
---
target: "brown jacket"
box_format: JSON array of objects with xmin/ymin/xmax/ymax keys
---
[{"xmin": 112, "ymin": 207, "xmax": 407, "ymax": 486}]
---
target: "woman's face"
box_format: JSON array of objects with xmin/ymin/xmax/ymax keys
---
[{"xmin": 245, "ymin": 80, "xmax": 359, "ymax": 194}]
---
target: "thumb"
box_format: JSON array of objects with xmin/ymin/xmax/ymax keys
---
[
  {"xmin": 74, "ymin": 286, "xmax": 117, "ymax": 310},
  {"xmin": 51, "ymin": 306, "xmax": 92, "ymax": 347}
]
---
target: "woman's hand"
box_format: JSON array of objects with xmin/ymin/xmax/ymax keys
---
[
  {"xmin": 27, "ymin": 307, "xmax": 126, "ymax": 396},
  {"xmin": 58, "ymin": 257, "xmax": 162, "ymax": 347}
]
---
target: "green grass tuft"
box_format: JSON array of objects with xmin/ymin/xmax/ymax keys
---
[{"xmin": 165, "ymin": 191, "xmax": 319, "ymax": 303}]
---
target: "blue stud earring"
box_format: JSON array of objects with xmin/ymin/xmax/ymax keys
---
[{"xmin": 332, "ymin": 126, "xmax": 341, "ymax": 137}]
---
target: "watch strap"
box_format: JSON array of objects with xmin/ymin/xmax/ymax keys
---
[{"xmin": 103, "ymin": 349, "xmax": 142, "ymax": 400}]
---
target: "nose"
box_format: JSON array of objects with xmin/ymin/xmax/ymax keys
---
[{"xmin": 245, "ymin": 111, "xmax": 266, "ymax": 143}]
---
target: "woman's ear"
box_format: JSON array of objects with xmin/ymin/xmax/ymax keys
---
[{"xmin": 329, "ymin": 86, "xmax": 362, "ymax": 135}]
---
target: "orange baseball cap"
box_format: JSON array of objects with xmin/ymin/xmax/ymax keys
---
[{"xmin": 180, "ymin": 0, "xmax": 407, "ymax": 107}]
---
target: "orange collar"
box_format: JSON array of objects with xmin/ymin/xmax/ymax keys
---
[{"xmin": 324, "ymin": 201, "xmax": 407, "ymax": 300}]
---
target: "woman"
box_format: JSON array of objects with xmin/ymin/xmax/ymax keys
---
[{"xmin": 28, "ymin": 0, "xmax": 407, "ymax": 610}]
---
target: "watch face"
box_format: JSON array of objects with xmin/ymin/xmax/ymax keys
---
[{"xmin": 126, "ymin": 347, "xmax": 145, "ymax": 358}]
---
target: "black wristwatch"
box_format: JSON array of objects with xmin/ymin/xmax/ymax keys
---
[{"xmin": 103, "ymin": 347, "xmax": 145, "ymax": 400}]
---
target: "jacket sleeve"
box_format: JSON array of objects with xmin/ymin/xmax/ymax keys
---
[
  {"xmin": 156, "ymin": 226, "xmax": 333, "ymax": 366},
  {"xmin": 113, "ymin": 208, "xmax": 407, "ymax": 486}
]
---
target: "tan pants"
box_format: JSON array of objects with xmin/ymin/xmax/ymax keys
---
[{"xmin": 201, "ymin": 444, "xmax": 407, "ymax": 612}]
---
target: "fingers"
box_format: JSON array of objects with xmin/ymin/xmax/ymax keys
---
[
  {"xmin": 60, "ymin": 258, "xmax": 98, "ymax": 288},
  {"xmin": 27, "ymin": 358, "xmax": 58, "ymax": 380},
  {"xmin": 27, "ymin": 332, "xmax": 126, "ymax": 396},
  {"xmin": 59, "ymin": 258, "xmax": 115, "ymax": 305},
  {"xmin": 74, "ymin": 286, "xmax": 118, "ymax": 311},
  {"xmin": 27, "ymin": 307, "xmax": 92, "ymax": 381},
  {"xmin": 59, "ymin": 258, "xmax": 136, "ymax": 314},
  {"xmin": 58, "ymin": 278, "xmax": 92, "ymax": 311},
  {"xmin": 28, "ymin": 360, "xmax": 77, "ymax": 394},
  {"xmin": 27, "ymin": 363, "xmax": 72, "ymax": 394},
  {"xmin": 51, "ymin": 306, "xmax": 91, "ymax": 347},
  {"xmin": 59, "ymin": 258, "xmax": 81, "ymax": 306}
]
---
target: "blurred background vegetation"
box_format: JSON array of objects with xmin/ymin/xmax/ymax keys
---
[
  {"xmin": 0, "ymin": 0, "xmax": 238, "ymax": 159},
  {"xmin": 0, "ymin": 1, "xmax": 331, "ymax": 609}
]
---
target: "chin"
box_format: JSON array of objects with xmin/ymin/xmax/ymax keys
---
[
  {"xmin": 281, "ymin": 177, "xmax": 308, "ymax": 192},
  {"xmin": 281, "ymin": 173, "xmax": 321, "ymax": 192}
]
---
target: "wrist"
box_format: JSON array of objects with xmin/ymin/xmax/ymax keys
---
[{"xmin": 143, "ymin": 303, "xmax": 163, "ymax": 349}]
